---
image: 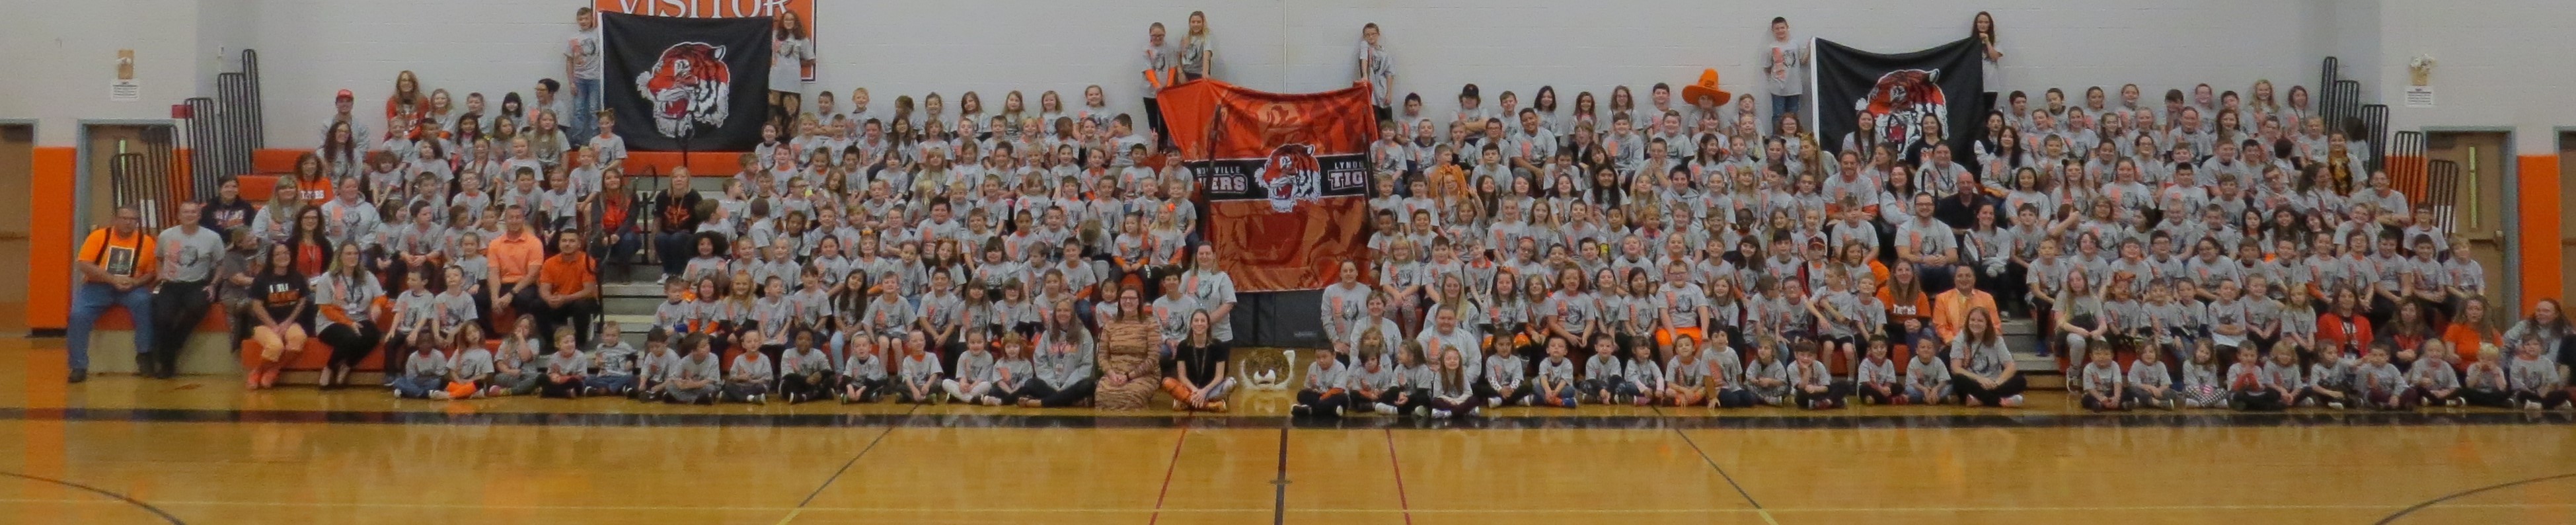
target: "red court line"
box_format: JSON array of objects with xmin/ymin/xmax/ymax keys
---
[
  {"xmin": 1145, "ymin": 419, "xmax": 1194, "ymax": 525},
  {"xmin": 1381, "ymin": 428, "xmax": 1415, "ymax": 525}
]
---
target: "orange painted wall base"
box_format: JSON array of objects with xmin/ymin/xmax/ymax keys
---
[{"xmin": 2518, "ymin": 155, "xmax": 2563, "ymax": 310}]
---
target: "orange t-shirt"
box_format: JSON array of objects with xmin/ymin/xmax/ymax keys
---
[
  {"xmin": 77, "ymin": 228, "xmax": 157, "ymax": 284},
  {"xmin": 2441, "ymin": 324, "xmax": 2497, "ymax": 368},
  {"xmin": 1932, "ymin": 289, "xmax": 2002, "ymax": 343},
  {"xmin": 486, "ymin": 231, "xmax": 545, "ymax": 283},
  {"xmin": 540, "ymin": 253, "xmax": 596, "ymax": 298}
]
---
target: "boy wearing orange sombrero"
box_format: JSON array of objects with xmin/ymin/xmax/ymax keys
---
[{"xmin": 1683, "ymin": 69, "xmax": 1734, "ymax": 133}]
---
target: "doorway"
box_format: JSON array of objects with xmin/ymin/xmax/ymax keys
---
[
  {"xmin": 0, "ymin": 124, "xmax": 29, "ymax": 305},
  {"xmin": 80, "ymin": 124, "xmax": 180, "ymax": 230},
  {"xmin": 2425, "ymin": 131, "xmax": 2511, "ymax": 307}
]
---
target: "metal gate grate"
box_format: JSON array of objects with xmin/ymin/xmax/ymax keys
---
[{"xmin": 106, "ymin": 126, "xmax": 185, "ymax": 228}]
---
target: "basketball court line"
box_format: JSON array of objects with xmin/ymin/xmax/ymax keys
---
[
  {"xmin": 773, "ymin": 404, "xmax": 919, "ymax": 525},
  {"xmin": 1269, "ymin": 424, "xmax": 1290, "ymax": 525},
  {"xmin": 1379, "ymin": 428, "xmax": 1416, "ymax": 525},
  {"xmin": 1653, "ymin": 405, "xmax": 1778, "ymax": 525},
  {"xmin": 1145, "ymin": 418, "xmax": 1195, "ymax": 525},
  {"xmin": 2375, "ymin": 471, "xmax": 2576, "ymax": 524},
  {"xmin": 0, "ymin": 471, "xmax": 185, "ymax": 524}
]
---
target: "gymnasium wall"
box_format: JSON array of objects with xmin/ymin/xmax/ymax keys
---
[{"xmin": 235, "ymin": 0, "xmax": 2351, "ymax": 149}]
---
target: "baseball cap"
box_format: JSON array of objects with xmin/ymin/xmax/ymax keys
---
[{"xmin": 336, "ymin": 89, "xmax": 354, "ymax": 99}]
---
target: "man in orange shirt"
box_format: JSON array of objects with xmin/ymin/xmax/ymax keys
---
[
  {"xmin": 486, "ymin": 206, "xmax": 547, "ymax": 317},
  {"xmin": 1932, "ymin": 266, "xmax": 2001, "ymax": 346},
  {"xmin": 515, "ymin": 229, "xmax": 599, "ymax": 352},
  {"xmin": 67, "ymin": 206, "xmax": 159, "ymax": 383}
]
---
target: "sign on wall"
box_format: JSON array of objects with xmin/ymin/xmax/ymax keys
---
[
  {"xmin": 601, "ymin": 13, "xmax": 773, "ymax": 151},
  {"xmin": 595, "ymin": 0, "xmax": 816, "ymax": 82}
]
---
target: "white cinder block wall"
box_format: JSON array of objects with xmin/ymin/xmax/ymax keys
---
[
  {"xmin": 7, "ymin": 0, "xmax": 2572, "ymax": 151},
  {"xmin": 243, "ymin": 0, "xmax": 2345, "ymax": 148}
]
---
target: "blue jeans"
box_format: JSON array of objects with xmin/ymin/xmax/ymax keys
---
[
  {"xmin": 67, "ymin": 282, "xmax": 156, "ymax": 372},
  {"xmin": 1770, "ymin": 94, "xmax": 1803, "ymax": 132},
  {"xmin": 570, "ymin": 77, "xmax": 601, "ymax": 147}
]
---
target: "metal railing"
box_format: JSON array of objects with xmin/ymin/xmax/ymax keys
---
[
  {"xmin": 182, "ymin": 49, "xmax": 265, "ymax": 202},
  {"xmin": 106, "ymin": 126, "xmax": 185, "ymax": 227},
  {"xmin": 2423, "ymin": 159, "xmax": 2463, "ymax": 233}
]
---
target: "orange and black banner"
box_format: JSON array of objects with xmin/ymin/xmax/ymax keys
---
[
  {"xmin": 595, "ymin": 0, "xmax": 817, "ymax": 81},
  {"xmin": 1157, "ymin": 81, "xmax": 1379, "ymax": 292}
]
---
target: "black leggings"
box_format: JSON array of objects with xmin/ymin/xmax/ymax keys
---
[
  {"xmin": 1295, "ymin": 389, "xmax": 1349, "ymax": 417},
  {"xmin": 781, "ymin": 372, "xmax": 839, "ymax": 401},
  {"xmin": 1020, "ymin": 379, "xmax": 1096, "ymax": 407},
  {"xmin": 1474, "ymin": 382, "xmax": 1531, "ymax": 405},
  {"xmin": 1794, "ymin": 382, "xmax": 1852, "ymax": 409},
  {"xmin": 1949, "ymin": 372, "xmax": 2027, "ymax": 406},
  {"xmin": 539, "ymin": 374, "xmax": 586, "ymax": 398},
  {"xmin": 2232, "ymin": 389, "xmax": 2287, "ymax": 411},
  {"xmin": 2460, "ymin": 387, "xmax": 2513, "ymax": 408},
  {"xmin": 2513, "ymin": 389, "xmax": 2572, "ymax": 409},
  {"xmin": 318, "ymin": 321, "xmax": 382, "ymax": 371}
]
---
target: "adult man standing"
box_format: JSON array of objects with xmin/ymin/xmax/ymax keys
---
[
  {"xmin": 149, "ymin": 202, "xmax": 226, "ymax": 379},
  {"xmin": 67, "ymin": 206, "xmax": 158, "ymax": 383}
]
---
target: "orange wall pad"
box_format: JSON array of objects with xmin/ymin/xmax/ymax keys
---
[
  {"xmin": 2517, "ymin": 155, "xmax": 2562, "ymax": 310},
  {"xmin": 30, "ymin": 147, "xmax": 75, "ymax": 329}
]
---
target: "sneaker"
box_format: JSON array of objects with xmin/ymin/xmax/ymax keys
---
[
  {"xmin": 1412, "ymin": 406, "xmax": 1429, "ymax": 418},
  {"xmin": 2325, "ymin": 401, "xmax": 2345, "ymax": 410},
  {"xmin": 1468, "ymin": 407, "xmax": 1482, "ymax": 417},
  {"xmin": 1430, "ymin": 409, "xmax": 1451, "ymax": 419},
  {"xmin": 1999, "ymin": 395, "xmax": 2025, "ymax": 408},
  {"xmin": 2448, "ymin": 398, "xmax": 2465, "ymax": 407},
  {"xmin": 1374, "ymin": 403, "xmax": 1398, "ymax": 415},
  {"xmin": 1330, "ymin": 405, "xmax": 1343, "ymax": 417},
  {"xmin": 67, "ymin": 370, "xmax": 87, "ymax": 384},
  {"xmin": 429, "ymin": 390, "xmax": 453, "ymax": 400},
  {"xmin": 1860, "ymin": 395, "xmax": 1877, "ymax": 406},
  {"xmin": 1487, "ymin": 397, "xmax": 1502, "ymax": 407},
  {"xmin": 2526, "ymin": 401, "xmax": 2545, "ymax": 411},
  {"xmin": 1291, "ymin": 405, "xmax": 1312, "ymax": 417},
  {"xmin": 656, "ymin": 274, "xmax": 669, "ymax": 285},
  {"xmin": 981, "ymin": 396, "xmax": 1002, "ymax": 406},
  {"xmin": 1206, "ymin": 401, "xmax": 1227, "ymax": 413},
  {"xmin": 2162, "ymin": 399, "xmax": 2178, "ymax": 410},
  {"xmin": 1633, "ymin": 396, "xmax": 1650, "ymax": 407},
  {"xmin": 2297, "ymin": 398, "xmax": 2317, "ymax": 408},
  {"xmin": 1019, "ymin": 399, "xmax": 1042, "ymax": 408},
  {"xmin": 751, "ymin": 394, "xmax": 768, "ymax": 405}
]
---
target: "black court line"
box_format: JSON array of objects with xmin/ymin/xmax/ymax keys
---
[
  {"xmin": 789, "ymin": 404, "xmax": 920, "ymax": 511},
  {"xmin": 2374, "ymin": 471, "xmax": 2576, "ymax": 524},
  {"xmin": 1269, "ymin": 424, "xmax": 1289, "ymax": 525},
  {"xmin": 1653, "ymin": 406, "xmax": 1770, "ymax": 520},
  {"xmin": 5, "ymin": 407, "xmax": 2570, "ymax": 430},
  {"xmin": 0, "ymin": 470, "xmax": 186, "ymax": 524}
]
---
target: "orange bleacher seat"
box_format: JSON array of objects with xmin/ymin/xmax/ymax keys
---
[
  {"xmin": 252, "ymin": 149, "xmax": 306, "ymax": 175},
  {"xmin": 621, "ymin": 151, "xmax": 745, "ymax": 179},
  {"xmin": 238, "ymin": 174, "xmax": 280, "ymax": 204}
]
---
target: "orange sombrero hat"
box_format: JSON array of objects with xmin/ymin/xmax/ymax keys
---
[{"xmin": 1682, "ymin": 69, "xmax": 1733, "ymax": 107}]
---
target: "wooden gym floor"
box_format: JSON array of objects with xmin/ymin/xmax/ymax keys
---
[{"xmin": 4, "ymin": 337, "xmax": 2574, "ymax": 524}]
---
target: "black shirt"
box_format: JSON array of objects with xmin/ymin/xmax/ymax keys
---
[
  {"xmin": 253, "ymin": 272, "xmax": 313, "ymax": 328},
  {"xmin": 654, "ymin": 189, "xmax": 704, "ymax": 233},
  {"xmin": 1170, "ymin": 339, "xmax": 1232, "ymax": 386}
]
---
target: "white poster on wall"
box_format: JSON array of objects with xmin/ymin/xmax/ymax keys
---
[
  {"xmin": 110, "ymin": 80, "xmax": 140, "ymax": 102},
  {"xmin": 2404, "ymin": 86, "xmax": 2435, "ymax": 108}
]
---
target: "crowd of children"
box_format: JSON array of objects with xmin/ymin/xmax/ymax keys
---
[{"xmin": 184, "ymin": 9, "xmax": 2576, "ymax": 416}]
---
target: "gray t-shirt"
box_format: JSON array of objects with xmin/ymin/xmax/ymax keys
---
[
  {"xmin": 568, "ymin": 29, "xmax": 602, "ymax": 81},
  {"xmin": 157, "ymin": 225, "xmax": 226, "ymax": 283}
]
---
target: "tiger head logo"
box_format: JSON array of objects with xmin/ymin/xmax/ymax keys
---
[
  {"xmin": 1254, "ymin": 143, "xmax": 1322, "ymax": 213},
  {"xmin": 1856, "ymin": 68, "xmax": 1946, "ymax": 147},
  {"xmin": 634, "ymin": 42, "xmax": 734, "ymax": 138}
]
